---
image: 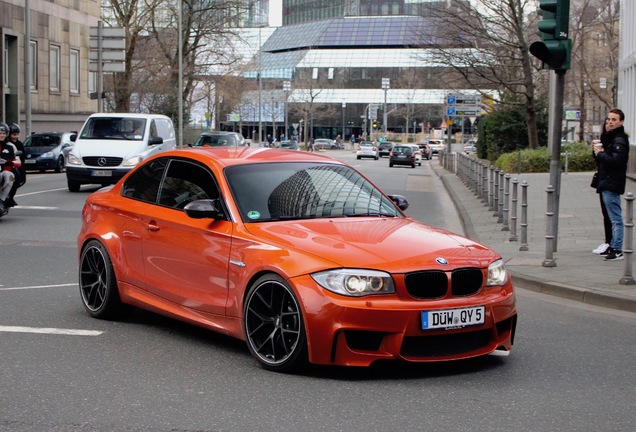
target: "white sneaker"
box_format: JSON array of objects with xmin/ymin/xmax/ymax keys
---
[{"xmin": 592, "ymin": 243, "xmax": 610, "ymax": 254}]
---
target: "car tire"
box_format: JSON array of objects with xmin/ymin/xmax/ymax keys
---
[
  {"xmin": 374, "ymin": 156, "xmax": 379, "ymax": 160},
  {"xmin": 389, "ymin": 163, "xmax": 394, "ymax": 167},
  {"xmin": 356, "ymin": 156, "xmax": 361, "ymax": 160},
  {"xmin": 79, "ymin": 240, "xmax": 132, "ymax": 319},
  {"xmin": 411, "ymin": 163, "xmax": 415, "ymax": 168},
  {"xmin": 68, "ymin": 180, "xmax": 81, "ymax": 192},
  {"xmin": 244, "ymin": 273, "xmax": 308, "ymax": 373},
  {"xmin": 54, "ymin": 156, "xmax": 65, "ymax": 173}
]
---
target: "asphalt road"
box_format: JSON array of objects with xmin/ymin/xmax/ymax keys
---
[{"xmin": 1, "ymin": 158, "xmax": 636, "ymax": 432}]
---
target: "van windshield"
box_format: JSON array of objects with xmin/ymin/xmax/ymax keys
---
[{"xmin": 80, "ymin": 117, "xmax": 146, "ymax": 140}]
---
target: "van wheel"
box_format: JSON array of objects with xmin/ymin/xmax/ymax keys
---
[{"xmin": 68, "ymin": 180, "xmax": 81, "ymax": 192}]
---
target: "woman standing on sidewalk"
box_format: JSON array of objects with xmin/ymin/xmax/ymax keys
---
[{"xmin": 593, "ymin": 108, "xmax": 630, "ymax": 261}]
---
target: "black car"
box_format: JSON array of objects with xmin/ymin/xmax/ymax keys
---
[
  {"xmin": 389, "ymin": 144, "xmax": 418, "ymax": 168},
  {"xmin": 23, "ymin": 132, "xmax": 76, "ymax": 173},
  {"xmin": 378, "ymin": 141, "xmax": 395, "ymax": 157}
]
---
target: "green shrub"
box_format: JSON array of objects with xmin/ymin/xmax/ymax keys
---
[{"xmin": 494, "ymin": 142, "xmax": 595, "ymax": 173}]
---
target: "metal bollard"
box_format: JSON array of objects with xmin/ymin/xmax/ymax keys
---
[
  {"xmin": 543, "ymin": 185, "xmax": 556, "ymax": 267},
  {"xmin": 493, "ymin": 169, "xmax": 500, "ymax": 216},
  {"xmin": 519, "ymin": 180, "xmax": 529, "ymax": 251},
  {"xmin": 502, "ymin": 174, "xmax": 511, "ymax": 231},
  {"xmin": 497, "ymin": 170, "xmax": 505, "ymax": 223},
  {"xmin": 509, "ymin": 178, "xmax": 519, "ymax": 241},
  {"xmin": 482, "ymin": 163, "xmax": 488, "ymax": 202},
  {"xmin": 489, "ymin": 166, "xmax": 495, "ymax": 210},
  {"xmin": 620, "ymin": 193, "xmax": 636, "ymax": 285}
]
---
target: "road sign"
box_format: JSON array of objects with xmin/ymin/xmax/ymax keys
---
[
  {"xmin": 89, "ymin": 62, "xmax": 126, "ymax": 73},
  {"xmin": 89, "ymin": 38, "xmax": 126, "ymax": 50},
  {"xmin": 89, "ymin": 27, "xmax": 125, "ymax": 38},
  {"xmin": 447, "ymin": 94, "xmax": 481, "ymax": 105},
  {"xmin": 565, "ymin": 110, "xmax": 580, "ymax": 120},
  {"xmin": 89, "ymin": 50, "xmax": 125, "ymax": 61}
]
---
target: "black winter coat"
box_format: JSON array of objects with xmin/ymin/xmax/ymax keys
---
[{"xmin": 595, "ymin": 126, "xmax": 630, "ymax": 195}]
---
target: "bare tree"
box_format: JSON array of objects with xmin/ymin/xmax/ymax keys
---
[{"xmin": 421, "ymin": 0, "xmax": 542, "ymax": 148}]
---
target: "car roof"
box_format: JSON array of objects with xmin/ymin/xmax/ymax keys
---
[{"xmin": 149, "ymin": 146, "xmax": 341, "ymax": 169}]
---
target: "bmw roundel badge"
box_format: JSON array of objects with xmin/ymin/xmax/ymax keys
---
[{"xmin": 436, "ymin": 257, "xmax": 448, "ymax": 265}]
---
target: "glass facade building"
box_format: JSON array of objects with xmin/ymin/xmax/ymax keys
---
[{"xmin": 237, "ymin": 0, "xmax": 487, "ymax": 141}]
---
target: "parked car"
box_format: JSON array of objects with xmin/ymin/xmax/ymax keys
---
[
  {"xmin": 389, "ymin": 144, "xmax": 420, "ymax": 168},
  {"xmin": 428, "ymin": 139, "xmax": 445, "ymax": 155},
  {"xmin": 279, "ymin": 140, "xmax": 300, "ymax": 151},
  {"xmin": 418, "ymin": 143, "xmax": 432, "ymax": 160},
  {"xmin": 77, "ymin": 146, "xmax": 517, "ymax": 372},
  {"xmin": 378, "ymin": 141, "xmax": 395, "ymax": 157},
  {"xmin": 314, "ymin": 138, "xmax": 341, "ymax": 150},
  {"xmin": 23, "ymin": 132, "xmax": 76, "ymax": 173},
  {"xmin": 356, "ymin": 141, "xmax": 379, "ymax": 160},
  {"xmin": 66, "ymin": 113, "xmax": 176, "ymax": 192},
  {"xmin": 192, "ymin": 131, "xmax": 247, "ymax": 147}
]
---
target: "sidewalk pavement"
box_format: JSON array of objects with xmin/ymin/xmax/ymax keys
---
[{"xmin": 429, "ymin": 158, "xmax": 636, "ymax": 313}]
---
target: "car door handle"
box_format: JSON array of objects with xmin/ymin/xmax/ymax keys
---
[{"xmin": 146, "ymin": 221, "xmax": 160, "ymax": 232}]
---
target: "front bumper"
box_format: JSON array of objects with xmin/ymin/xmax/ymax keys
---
[
  {"xmin": 291, "ymin": 274, "xmax": 517, "ymax": 366},
  {"xmin": 66, "ymin": 166, "xmax": 131, "ymax": 185}
]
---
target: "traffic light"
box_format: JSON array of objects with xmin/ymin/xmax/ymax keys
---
[
  {"xmin": 529, "ymin": 0, "xmax": 571, "ymax": 70},
  {"xmin": 372, "ymin": 121, "xmax": 378, "ymax": 129}
]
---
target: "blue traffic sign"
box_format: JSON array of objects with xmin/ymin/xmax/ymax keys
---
[
  {"xmin": 446, "ymin": 106, "xmax": 456, "ymax": 116},
  {"xmin": 447, "ymin": 95, "xmax": 457, "ymax": 105}
]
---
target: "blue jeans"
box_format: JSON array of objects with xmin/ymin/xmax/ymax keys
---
[{"xmin": 602, "ymin": 190, "xmax": 624, "ymax": 251}]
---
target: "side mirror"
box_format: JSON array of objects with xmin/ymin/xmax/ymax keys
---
[
  {"xmin": 148, "ymin": 136, "xmax": 164, "ymax": 146},
  {"xmin": 184, "ymin": 199, "xmax": 224, "ymax": 219},
  {"xmin": 388, "ymin": 194, "xmax": 409, "ymax": 211},
  {"xmin": 70, "ymin": 134, "xmax": 77, "ymax": 142}
]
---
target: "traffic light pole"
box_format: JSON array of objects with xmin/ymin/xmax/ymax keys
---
[{"xmin": 547, "ymin": 69, "xmax": 566, "ymax": 257}]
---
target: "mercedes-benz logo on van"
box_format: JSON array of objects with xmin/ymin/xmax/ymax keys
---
[{"xmin": 97, "ymin": 157, "xmax": 107, "ymax": 166}]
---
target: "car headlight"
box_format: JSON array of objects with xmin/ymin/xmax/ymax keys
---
[
  {"xmin": 487, "ymin": 259, "xmax": 508, "ymax": 286},
  {"xmin": 67, "ymin": 153, "xmax": 81, "ymax": 165},
  {"xmin": 42, "ymin": 151, "xmax": 54, "ymax": 158},
  {"xmin": 123, "ymin": 156, "xmax": 142, "ymax": 167},
  {"xmin": 311, "ymin": 269, "xmax": 395, "ymax": 297}
]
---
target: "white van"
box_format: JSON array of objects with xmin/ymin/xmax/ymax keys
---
[{"xmin": 65, "ymin": 113, "xmax": 176, "ymax": 192}]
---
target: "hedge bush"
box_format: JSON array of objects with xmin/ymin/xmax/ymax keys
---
[{"xmin": 494, "ymin": 142, "xmax": 595, "ymax": 173}]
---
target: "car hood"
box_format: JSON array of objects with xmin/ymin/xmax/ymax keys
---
[
  {"xmin": 244, "ymin": 217, "xmax": 498, "ymax": 271},
  {"xmin": 72, "ymin": 140, "xmax": 148, "ymax": 158},
  {"xmin": 25, "ymin": 146, "xmax": 59, "ymax": 157}
]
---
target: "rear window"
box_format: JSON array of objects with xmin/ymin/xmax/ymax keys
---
[{"xmin": 193, "ymin": 134, "xmax": 238, "ymax": 147}]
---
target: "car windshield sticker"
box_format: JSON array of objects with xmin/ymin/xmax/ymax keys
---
[{"xmin": 247, "ymin": 211, "xmax": 261, "ymax": 219}]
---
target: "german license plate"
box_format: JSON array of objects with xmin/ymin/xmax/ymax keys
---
[
  {"xmin": 25, "ymin": 159, "xmax": 36, "ymax": 164},
  {"xmin": 91, "ymin": 170, "xmax": 112, "ymax": 177},
  {"xmin": 421, "ymin": 306, "xmax": 485, "ymax": 330}
]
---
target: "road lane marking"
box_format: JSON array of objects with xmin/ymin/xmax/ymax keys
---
[
  {"xmin": 0, "ymin": 326, "xmax": 102, "ymax": 336},
  {"xmin": 0, "ymin": 283, "xmax": 77, "ymax": 291},
  {"xmin": 12, "ymin": 205, "xmax": 59, "ymax": 210},
  {"xmin": 16, "ymin": 188, "xmax": 68, "ymax": 197}
]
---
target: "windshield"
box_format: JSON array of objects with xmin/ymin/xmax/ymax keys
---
[
  {"xmin": 80, "ymin": 117, "xmax": 147, "ymax": 140},
  {"xmin": 225, "ymin": 162, "xmax": 402, "ymax": 222},
  {"xmin": 24, "ymin": 135, "xmax": 61, "ymax": 148}
]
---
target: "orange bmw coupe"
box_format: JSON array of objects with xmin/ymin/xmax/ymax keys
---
[{"xmin": 78, "ymin": 147, "xmax": 517, "ymax": 372}]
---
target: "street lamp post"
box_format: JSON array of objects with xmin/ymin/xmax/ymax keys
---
[
  {"xmin": 341, "ymin": 101, "xmax": 346, "ymax": 143},
  {"xmin": 283, "ymin": 80, "xmax": 291, "ymax": 140},
  {"xmin": 382, "ymin": 78, "xmax": 390, "ymax": 135},
  {"xmin": 258, "ymin": 26, "xmax": 262, "ymax": 145}
]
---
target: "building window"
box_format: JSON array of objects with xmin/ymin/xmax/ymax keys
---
[
  {"xmin": 29, "ymin": 41, "xmax": 38, "ymax": 89},
  {"xmin": 312, "ymin": 67, "xmax": 318, "ymax": 79},
  {"xmin": 50, "ymin": 45, "xmax": 60, "ymax": 92},
  {"xmin": 70, "ymin": 49, "xmax": 80, "ymax": 94}
]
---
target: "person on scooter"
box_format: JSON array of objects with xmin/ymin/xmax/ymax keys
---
[
  {"xmin": 0, "ymin": 123, "xmax": 17, "ymax": 215},
  {"xmin": 6, "ymin": 123, "xmax": 25, "ymax": 207}
]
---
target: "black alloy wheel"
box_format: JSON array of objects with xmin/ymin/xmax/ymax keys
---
[
  {"xmin": 244, "ymin": 274, "xmax": 308, "ymax": 372},
  {"xmin": 79, "ymin": 240, "xmax": 130, "ymax": 319}
]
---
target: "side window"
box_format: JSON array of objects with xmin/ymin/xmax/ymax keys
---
[
  {"xmin": 149, "ymin": 120, "xmax": 158, "ymax": 138},
  {"xmin": 121, "ymin": 158, "xmax": 168, "ymax": 203},
  {"xmin": 158, "ymin": 160, "xmax": 220, "ymax": 210}
]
